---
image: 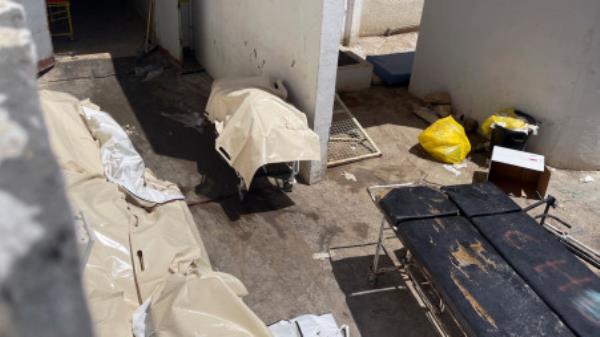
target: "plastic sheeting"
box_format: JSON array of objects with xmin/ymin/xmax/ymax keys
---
[
  {"xmin": 39, "ymin": 90, "xmax": 271, "ymax": 337},
  {"xmin": 80, "ymin": 105, "xmax": 184, "ymax": 205},
  {"xmin": 205, "ymin": 77, "xmax": 320, "ymax": 187}
]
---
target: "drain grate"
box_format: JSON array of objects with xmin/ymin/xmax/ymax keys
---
[{"xmin": 327, "ymin": 95, "xmax": 381, "ymax": 166}]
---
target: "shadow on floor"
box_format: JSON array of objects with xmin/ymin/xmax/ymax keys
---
[
  {"xmin": 110, "ymin": 54, "xmax": 295, "ymax": 218},
  {"xmin": 43, "ymin": 43, "xmax": 297, "ymax": 218},
  {"xmin": 216, "ymin": 181, "xmax": 296, "ymax": 221},
  {"xmin": 331, "ymin": 255, "xmax": 439, "ymax": 337},
  {"xmin": 339, "ymin": 86, "xmax": 427, "ymax": 131},
  {"xmin": 408, "ymin": 143, "xmax": 439, "ymax": 164}
]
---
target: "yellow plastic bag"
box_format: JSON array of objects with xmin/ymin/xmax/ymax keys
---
[
  {"xmin": 480, "ymin": 108, "xmax": 528, "ymax": 138},
  {"xmin": 418, "ymin": 116, "xmax": 471, "ymax": 164}
]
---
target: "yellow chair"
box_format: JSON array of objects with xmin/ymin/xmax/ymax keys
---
[{"xmin": 46, "ymin": 0, "xmax": 73, "ymax": 40}]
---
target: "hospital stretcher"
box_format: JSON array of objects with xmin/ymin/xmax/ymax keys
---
[
  {"xmin": 367, "ymin": 182, "xmax": 600, "ymax": 337},
  {"xmin": 205, "ymin": 77, "xmax": 321, "ymax": 201},
  {"xmin": 217, "ymin": 149, "xmax": 300, "ymax": 200}
]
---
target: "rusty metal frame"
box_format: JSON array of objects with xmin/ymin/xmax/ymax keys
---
[
  {"xmin": 327, "ymin": 94, "xmax": 382, "ymax": 167},
  {"xmin": 525, "ymin": 195, "xmax": 600, "ymax": 269},
  {"xmin": 367, "ymin": 183, "xmax": 469, "ymax": 337}
]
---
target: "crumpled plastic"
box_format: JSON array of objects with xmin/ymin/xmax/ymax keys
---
[
  {"xmin": 480, "ymin": 108, "xmax": 534, "ymax": 138},
  {"xmin": 134, "ymin": 274, "xmax": 270, "ymax": 337},
  {"xmin": 80, "ymin": 105, "xmax": 184, "ymax": 205},
  {"xmin": 419, "ymin": 116, "xmax": 471, "ymax": 164}
]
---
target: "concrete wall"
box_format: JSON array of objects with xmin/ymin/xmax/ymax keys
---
[
  {"xmin": 154, "ymin": 0, "xmax": 181, "ymax": 62},
  {"xmin": 17, "ymin": 0, "xmax": 53, "ymax": 67},
  {"xmin": 0, "ymin": 1, "xmax": 93, "ymax": 336},
  {"xmin": 130, "ymin": 0, "xmax": 182, "ymax": 62},
  {"xmin": 193, "ymin": 0, "xmax": 344, "ymax": 182},
  {"xmin": 360, "ymin": 0, "xmax": 423, "ymax": 36},
  {"xmin": 410, "ymin": 0, "xmax": 600, "ymax": 170}
]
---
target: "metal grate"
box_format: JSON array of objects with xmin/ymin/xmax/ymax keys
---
[{"xmin": 327, "ymin": 95, "xmax": 381, "ymax": 166}]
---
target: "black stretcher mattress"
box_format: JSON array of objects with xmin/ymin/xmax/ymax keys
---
[
  {"xmin": 379, "ymin": 186, "xmax": 459, "ymax": 225},
  {"xmin": 442, "ymin": 183, "xmax": 522, "ymax": 218},
  {"xmin": 444, "ymin": 182, "xmax": 600, "ymax": 337},
  {"xmin": 472, "ymin": 211, "xmax": 600, "ymax": 337},
  {"xmin": 394, "ymin": 215, "xmax": 575, "ymax": 337}
]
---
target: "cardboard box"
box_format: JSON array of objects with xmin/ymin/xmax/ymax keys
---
[{"xmin": 488, "ymin": 146, "xmax": 551, "ymax": 199}]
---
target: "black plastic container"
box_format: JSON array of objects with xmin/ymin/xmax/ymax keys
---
[{"xmin": 490, "ymin": 110, "xmax": 537, "ymax": 151}]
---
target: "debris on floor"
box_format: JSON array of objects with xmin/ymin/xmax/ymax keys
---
[
  {"xmin": 413, "ymin": 106, "xmax": 439, "ymax": 125},
  {"xmin": 312, "ymin": 251, "xmax": 335, "ymax": 261},
  {"xmin": 123, "ymin": 123, "xmax": 138, "ymax": 136},
  {"xmin": 160, "ymin": 111, "xmax": 205, "ymax": 132},
  {"xmin": 418, "ymin": 92, "xmax": 482, "ymax": 138},
  {"xmin": 341, "ymin": 171, "xmax": 358, "ymax": 182},
  {"xmin": 423, "ymin": 91, "xmax": 451, "ymax": 105},
  {"xmin": 422, "ymin": 91, "xmax": 454, "ymax": 119},
  {"xmin": 432, "ymin": 104, "xmax": 452, "ymax": 117},
  {"xmin": 142, "ymin": 66, "xmax": 164, "ymax": 81},
  {"xmin": 133, "ymin": 52, "xmax": 166, "ymax": 82},
  {"xmin": 269, "ymin": 314, "xmax": 349, "ymax": 337},
  {"xmin": 442, "ymin": 162, "xmax": 468, "ymax": 176},
  {"xmin": 418, "ymin": 116, "xmax": 471, "ymax": 164},
  {"xmin": 580, "ymin": 175, "xmax": 595, "ymax": 183}
]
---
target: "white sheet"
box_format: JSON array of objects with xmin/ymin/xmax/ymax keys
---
[
  {"xmin": 81, "ymin": 106, "xmax": 184, "ymax": 204},
  {"xmin": 268, "ymin": 314, "xmax": 348, "ymax": 337}
]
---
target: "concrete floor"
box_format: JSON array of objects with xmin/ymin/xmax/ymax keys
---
[{"xmin": 38, "ymin": 9, "xmax": 600, "ymax": 337}]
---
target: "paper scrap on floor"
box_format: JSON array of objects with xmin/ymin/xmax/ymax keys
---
[{"xmin": 269, "ymin": 314, "xmax": 349, "ymax": 337}]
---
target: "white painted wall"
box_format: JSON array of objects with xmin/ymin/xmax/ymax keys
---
[
  {"xmin": 193, "ymin": 0, "xmax": 344, "ymax": 182},
  {"xmin": 360, "ymin": 0, "xmax": 423, "ymax": 36},
  {"xmin": 130, "ymin": 0, "xmax": 181, "ymax": 62},
  {"xmin": 17, "ymin": 0, "xmax": 53, "ymax": 64},
  {"xmin": 410, "ymin": 0, "xmax": 600, "ymax": 170},
  {"xmin": 154, "ymin": 0, "xmax": 181, "ymax": 62}
]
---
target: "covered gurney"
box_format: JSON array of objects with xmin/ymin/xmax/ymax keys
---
[
  {"xmin": 206, "ymin": 77, "xmax": 320, "ymax": 196},
  {"xmin": 369, "ymin": 182, "xmax": 600, "ymax": 337}
]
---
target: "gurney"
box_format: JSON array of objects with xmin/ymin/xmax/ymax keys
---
[
  {"xmin": 205, "ymin": 77, "xmax": 321, "ymax": 199},
  {"xmin": 367, "ymin": 182, "xmax": 600, "ymax": 337}
]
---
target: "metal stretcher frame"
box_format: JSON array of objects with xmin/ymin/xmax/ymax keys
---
[
  {"xmin": 230, "ymin": 159, "xmax": 300, "ymax": 200},
  {"xmin": 206, "ymin": 114, "xmax": 301, "ymax": 201},
  {"xmin": 366, "ymin": 182, "xmax": 468, "ymax": 337},
  {"xmin": 366, "ymin": 183, "xmax": 600, "ymax": 337}
]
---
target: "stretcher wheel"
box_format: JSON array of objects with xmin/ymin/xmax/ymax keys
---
[{"xmin": 283, "ymin": 181, "xmax": 294, "ymax": 192}]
